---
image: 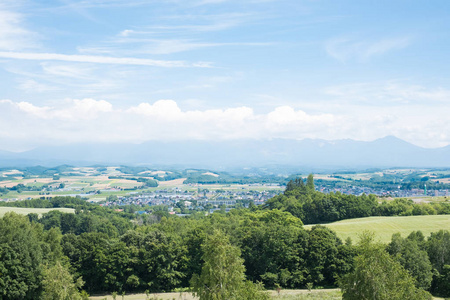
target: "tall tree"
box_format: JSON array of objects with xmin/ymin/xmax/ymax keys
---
[
  {"xmin": 41, "ymin": 261, "xmax": 84, "ymax": 300},
  {"xmin": 306, "ymin": 174, "xmax": 315, "ymax": 192},
  {"xmin": 339, "ymin": 232, "xmax": 432, "ymax": 300},
  {"xmin": 191, "ymin": 229, "xmax": 269, "ymax": 300},
  {"xmin": 387, "ymin": 233, "xmax": 433, "ymax": 290},
  {"xmin": 0, "ymin": 213, "xmax": 45, "ymax": 299}
]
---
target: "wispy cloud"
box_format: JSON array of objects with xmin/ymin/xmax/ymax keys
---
[
  {"xmin": 18, "ymin": 79, "xmax": 59, "ymax": 93},
  {"xmin": 0, "ymin": 7, "xmax": 38, "ymax": 51},
  {"xmin": 53, "ymin": 0, "xmax": 154, "ymax": 10},
  {"xmin": 0, "ymin": 51, "xmax": 212, "ymax": 67},
  {"xmin": 81, "ymin": 38, "xmax": 272, "ymax": 55},
  {"xmin": 325, "ymin": 36, "xmax": 412, "ymax": 62},
  {"xmin": 324, "ymin": 81, "xmax": 450, "ymax": 105}
]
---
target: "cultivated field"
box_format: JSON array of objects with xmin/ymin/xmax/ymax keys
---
[
  {"xmin": 305, "ymin": 215, "xmax": 450, "ymax": 243},
  {"xmin": 0, "ymin": 207, "xmax": 75, "ymax": 217}
]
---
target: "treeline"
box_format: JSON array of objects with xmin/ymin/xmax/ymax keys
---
[
  {"xmin": 264, "ymin": 176, "xmax": 450, "ymax": 224},
  {"xmin": 0, "ymin": 165, "xmax": 74, "ymax": 178},
  {"xmin": 183, "ymin": 174, "xmax": 287, "ymax": 185},
  {"xmin": 1, "ymin": 208, "xmax": 356, "ymax": 296},
  {"xmin": 107, "ymin": 176, "xmax": 158, "ymax": 187},
  {"xmin": 0, "ymin": 196, "xmax": 91, "ymax": 209},
  {"xmin": 2, "ymin": 206, "xmax": 449, "ymax": 298}
]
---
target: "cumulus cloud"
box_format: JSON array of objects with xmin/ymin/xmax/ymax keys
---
[
  {"xmin": 0, "ymin": 99, "xmax": 336, "ymax": 148},
  {"xmin": 1, "ymin": 98, "xmax": 449, "ymax": 150}
]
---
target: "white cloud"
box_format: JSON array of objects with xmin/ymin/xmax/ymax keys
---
[
  {"xmin": 0, "ymin": 99, "xmax": 336, "ymax": 147},
  {"xmin": 18, "ymin": 79, "xmax": 59, "ymax": 93},
  {"xmin": 325, "ymin": 36, "xmax": 411, "ymax": 62},
  {"xmin": 1, "ymin": 98, "xmax": 449, "ymax": 150},
  {"xmin": 325, "ymin": 81, "xmax": 450, "ymax": 105},
  {"xmin": 2, "ymin": 98, "xmax": 112, "ymax": 120},
  {"xmin": 0, "ymin": 51, "xmax": 212, "ymax": 68},
  {"xmin": 0, "ymin": 7, "xmax": 37, "ymax": 51}
]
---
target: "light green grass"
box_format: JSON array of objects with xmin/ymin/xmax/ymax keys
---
[
  {"xmin": 305, "ymin": 215, "xmax": 450, "ymax": 244},
  {"xmin": 89, "ymin": 289, "xmax": 341, "ymax": 300},
  {"xmin": 88, "ymin": 289, "xmax": 445, "ymax": 300},
  {"xmin": 0, "ymin": 207, "xmax": 75, "ymax": 217}
]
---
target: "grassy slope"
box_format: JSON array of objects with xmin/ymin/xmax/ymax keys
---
[
  {"xmin": 0, "ymin": 206, "xmax": 75, "ymax": 217},
  {"xmin": 304, "ymin": 215, "xmax": 450, "ymax": 243}
]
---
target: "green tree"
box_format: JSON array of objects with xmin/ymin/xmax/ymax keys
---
[
  {"xmin": 0, "ymin": 213, "xmax": 45, "ymax": 299},
  {"xmin": 191, "ymin": 229, "xmax": 269, "ymax": 300},
  {"xmin": 432, "ymin": 264, "xmax": 450, "ymax": 297},
  {"xmin": 339, "ymin": 232, "xmax": 432, "ymax": 300},
  {"xmin": 387, "ymin": 233, "xmax": 433, "ymax": 290},
  {"xmin": 41, "ymin": 261, "xmax": 84, "ymax": 300},
  {"xmin": 306, "ymin": 174, "xmax": 315, "ymax": 192}
]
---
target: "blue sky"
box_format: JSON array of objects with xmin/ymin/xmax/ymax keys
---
[{"xmin": 1, "ymin": 0, "xmax": 450, "ymax": 151}]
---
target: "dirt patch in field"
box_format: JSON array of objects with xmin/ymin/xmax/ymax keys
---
[
  {"xmin": 2, "ymin": 170, "xmax": 23, "ymax": 175},
  {"xmin": 431, "ymin": 178, "xmax": 450, "ymax": 183},
  {"xmin": 158, "ymin": 178, "xmax": 186, "ymax": 187},
  {"xmin": 1, "ymin": 178, "xmax": 55, "ymax": 188}
]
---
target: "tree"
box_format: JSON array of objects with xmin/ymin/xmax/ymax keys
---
[
  {"xmin": 191, "ymin": 229, "xmax": 269, "ymax": 300},
  {"xmin": 305, "ymin": 225, "xmax": 341, "ymax": 286},
  {"xmin": 41, "ymin": 261, "xmax": 84, "ymax": 300},
  {"xmin": 306, "ymin": 174, "xmax": 315, "ymax": 192},
  {"xmin": 432, "ymin": 264, "xmax": 450, "ymax": 297},
  {"xmin": 0, "ymin": 213, "xmax": 45, "ymax": 299},
  {"xmin": 339, "ymin": 232, "xmax": 432, "ymax": 300},
  {"xmin": 387, "ymin": 233, "xmax": 433, "ymax": 290}
]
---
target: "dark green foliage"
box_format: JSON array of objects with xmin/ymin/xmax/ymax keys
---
[
  {"xmin": 305, "ymin": 225, "xmax": 342, "ymax": 286},
  {"xmin": 387, "ymin": 233, "xmax": 433, "ymax": 290},
  {"xmin": 339, "ymin": 233, "xmax": 432, "ymax": 300},
  {"xmin": 265, "ymin": 176, "xmax": 450, "ymax": 225},
  {"xmin": 0, "ymin": 213, "xmax": 78, "ymax": 299},
  {"xmin": 0, "ymin": 213, "xmax": 45, "ymax": 299},
  {"xmin": 1, "ymin": 187, "xmax": 449, "ymax": 298},
  {"xmin": 144, "ymin": 179, "xmax": 158, "ymax": 187},
  {"xmin": 239, "ymin": 210, "xmax": 307, "ymax": 288},
  {"xmin": 265, "ymin": 188, "xmax": 378, "ymax": 224},
  {"xmin": 0, "ymin": 196, "xmax": 90, "ymax": 209},
  {"xmin": 432, "ymin": 264, "xmax": 450, "ymax": 297},
  {"xmin": 426, "ymin": 230, "xmax": 450, "ymax": 297},
  {"xmin": 426, "ymin": 230, "xmax": 450, "ymax": 274}
]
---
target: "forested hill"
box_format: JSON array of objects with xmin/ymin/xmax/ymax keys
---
[{"xmin": 264, "ymin": 175, "xmax": 450, "ymax": 224}]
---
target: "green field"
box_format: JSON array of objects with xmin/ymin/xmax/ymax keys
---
[
  {"xmin": 88, "ymin": 289, "xmax": 443, "ymax": 300},
  {"xmin": 0, "ymin": 206, "xmax": 75, "ymax": 217},
  {"xmin": 305, "ymin": 215, "xmax": 450, "ymax": 244},
  {"xmin": 89, "ymin": 289, "xmax": 342, "ymax": 300}
]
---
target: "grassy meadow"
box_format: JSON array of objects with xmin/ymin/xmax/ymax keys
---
[
  {"xmin": 305, "ymin": 215, "xmax": 450, "ymax": 243},
  {"xmin": 89, "ymin": 289, "xmax": 342, "ymax": 300},
  {"xmin": 0, "ymin": 206, "xmax": 75, "ymax": 217},
  {"xmin": 88, "ymin": 289, "xmax": 444, "ymax": 300}
]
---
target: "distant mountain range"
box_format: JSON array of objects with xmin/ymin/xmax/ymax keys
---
[{"xmin": 1, "ymin": 136, "xmax": 450, "ymax": 170}]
